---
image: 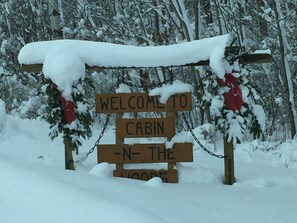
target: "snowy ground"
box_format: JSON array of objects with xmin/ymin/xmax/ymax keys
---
[{"xmin": 1, "ymin": 115, "xmax": 297, "ymax": 223}]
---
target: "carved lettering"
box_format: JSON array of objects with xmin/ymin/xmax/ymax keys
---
[
  {"xmin": 121, "ymin": 119, "xmax": 166, "ymax": 137},
  {"xmin": 96, "ymin": 93, "xmax": 192, "ymax": 113},
  {"xmin": 180, "ymin": 94, "xmax": 187, "ymax": 108},
  {"xmin": 113, "ymin": 169, "xmax": 177, "ymax": 183}
]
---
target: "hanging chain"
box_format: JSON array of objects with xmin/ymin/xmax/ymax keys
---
[
  {"xmin": 181, "ymin": 112, "xmax": 228, "ymax": 159},
  {"xmin": 77, "ymin": 113, "xmax": 112, "ymax": 163}
]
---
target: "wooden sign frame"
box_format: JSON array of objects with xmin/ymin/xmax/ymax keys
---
[{"xmin": 96, "ymin": 92, "xmax": 193, "ymax": 183}]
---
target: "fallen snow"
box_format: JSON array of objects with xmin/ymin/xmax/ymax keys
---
[
  {"xmin": 165, "ymin": 131, "xmax": 193, "ymax": 149},
  {"xmin": 253, "ymin": 49, "xmax": 272, "ymax": 54},
  {"xmin": 1, "ymin": 116, "xmax": 297, "ymax": 223},
  {"xmin": 18, "ymin": 34, "xmax": 231, "ymax": 98}
]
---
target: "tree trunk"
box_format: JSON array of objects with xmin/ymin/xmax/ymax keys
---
[
  {"xmin": 256, "ymin": 0, "xmax": 268, "ymax": 37},
  {"xmin": 49, "ymin": 0, "xmax": 63, "ymax": 39},
  {"xmin": 273, "ymin": 0, "xmax": 297, "ymax": 138},
  {"xmin": 194, "ymin": 0, "xmax": 200, "ymax": 40},
  {"xmin": 49, "ymin": 0, "xmax": 75, "ymax": 169}
]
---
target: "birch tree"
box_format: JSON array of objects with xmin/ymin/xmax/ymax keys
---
[{"xmin": 272, "ymin": 0, "xmax": 297, "ymax": 138}]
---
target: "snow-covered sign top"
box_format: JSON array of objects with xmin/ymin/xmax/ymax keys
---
[{"xmin": 18, "ymin": 34, "xmax": 231, "ymax": 99}]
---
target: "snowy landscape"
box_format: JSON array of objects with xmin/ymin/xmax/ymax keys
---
[
  {"xmin": 1, "ymin": 1, "xmax": 297, "ymax": 223},
  {"xmin": 1, "ymin": 113, "xmax": 297, "ymax": 223}
]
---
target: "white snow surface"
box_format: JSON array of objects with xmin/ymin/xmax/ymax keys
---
[
  {"xmin": 18, "ymin": 35, "xmax": 231, "ymax": 98},
  {"xmin": 1, "ymin": 116, "xmax": 297, "ymax": 223},
  {"xmin": 149, "ymin": 80, "xmax": 194, "ymax": 103}
]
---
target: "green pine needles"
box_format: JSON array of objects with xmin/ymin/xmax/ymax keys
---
[
  {"xmin": 45, "ymin": 77, "xmax": 94, "ymax": 154},
  {"xmin": 201, "ymin": 67, "xmax": 265, "ymax": 144}
]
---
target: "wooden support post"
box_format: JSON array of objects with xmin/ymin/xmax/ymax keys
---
[
  {"xmin": 223, "ymin": 137, "xmax": 235, "ymax": 185},
  {"xmin": 116, "ymin": 113, "xmax": 124, "ymax": 170},
  {"xmin": 167, "ymin": 111, "xmax": 176, "ymax": 170},
  {"xmin": 64, "ymin": 137, "xmax": 75, "ymax": 170}
]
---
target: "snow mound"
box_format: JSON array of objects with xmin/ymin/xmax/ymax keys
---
[
  {"xmin": 89, "ymin": 162, "xmax": 113, "ymax": 178},
  {"xmin": 149, "ymin": 80, "xmax": 193, "ymax": 103},
  {"xmin": 144, "ymin": 177, "xmax": 163, "ymax": 187}
]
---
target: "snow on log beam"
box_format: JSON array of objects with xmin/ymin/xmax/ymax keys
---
[
  {"xmin": 17, "ymin": 34, "xmax": 271, "ymax": 98},
  {"xmin": 18, "ymin": 35, "xmax": 231, "ymax": 77},
  {"xmin": 19, "ymin": 53, "xmax": 271, "ymax": 73}
]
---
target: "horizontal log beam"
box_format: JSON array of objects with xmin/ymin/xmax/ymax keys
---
[{"xmin": 19, "ymin": 53, "xmax": 272, "ymax": 73}]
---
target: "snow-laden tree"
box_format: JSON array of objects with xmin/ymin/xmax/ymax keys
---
[
  {"xmin": 1, "ymin": 0, "xmax": 296, "ymax": 145},
  {"xmin": 0, "ymin": 99, "xmax": 6, "ymax": 133}
]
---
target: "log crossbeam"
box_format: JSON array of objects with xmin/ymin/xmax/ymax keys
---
[{"xmin": 20, "ymin": 53, "xmax": 272, "ymax": 73}]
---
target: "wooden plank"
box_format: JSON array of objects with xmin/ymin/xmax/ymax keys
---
[
  {"xmin": 113, "ymin": 169, "xmax": 178, "ymax": 183},
  {"xmin": 20, "ymin": 64, "xmax": 43, "ymax": 72},
  {"xmin": 166, "ymin": 111, "xmax": 176, "ymax": 170},
  {"xmin": 240, "ymin": 53, "xmax": 272, "ymax": 64},
  {"xmin": 98, "ymin": 143, "xmax": 193, "ymax": 164},
  {"xmin": 223, "ymin": 137, "xmax": 235, "ymax": 185},
  {"xmin": 19, "ymin": 53, "xmax": 272, "ymax": 73},
  {"xmin": 115, "ymin": 113, "xmax": 124, "ymax": 170},
  {"xmin": 116, "ymin": 117, "xmax": 175, "ymax": 139},
  {"xmin": 96, "ymin": 93, "xmax": 192, "ymax": 113}
]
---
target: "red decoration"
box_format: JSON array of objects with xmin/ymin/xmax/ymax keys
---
[
  {"xmin": 60, "ymin": 96, "xmax": 76, "ymax": 124},
  {"xmin": 51, "ymin": 82, "xmax": 76, "ymax": 124},
  {"xmin": 217, "ymin": 72, "xmax": 242, "ymax": 111}
]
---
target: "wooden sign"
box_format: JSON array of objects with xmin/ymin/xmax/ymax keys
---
[
  {"xmin": 98, "ymin": 143, "xmax": 193, "ymax": 163},
  {"xmin": 96, "ymin": 93, "xmax": 192, "ymax": 113},
  {"xmin": 113, "ymin": 169, "xmax": 177, "ymax": 183},
  {"xmin": 95, "ymin": 91, "xmax": 193, "ymax": 183},
  {"xmin": 116, "ymin": 117, "xmax": 175, "ymax": 139}
]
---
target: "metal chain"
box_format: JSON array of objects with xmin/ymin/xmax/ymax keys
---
[
  {"xmin": 77, "ymin": 113, "xmax": 112, "ymax": 163},
  {"xmin": 181, "ymin": 112, "xmax": 228, "ymax": 159}
]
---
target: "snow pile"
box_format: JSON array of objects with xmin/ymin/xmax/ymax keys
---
[
  {"xmin": 0, "ymin": 99, "xmax": 6, "ymax": 133},
  {"xmin": 165, "ymin": 131, "xmax": 193, "ymax": 148},
  {"xmin": 149, "ymin": 80, "xmax": 193, "ymax": 103},
  {"xmin": 115, "ymin": 83, "xmax": 131, "ymax": 93},
  {"xmin": 18, "ymin": 34, "xmax": 230, "ymax": 98},
  {"xmin": 43, "ymin": 50, "xmax": 85, "ymax": 100}
]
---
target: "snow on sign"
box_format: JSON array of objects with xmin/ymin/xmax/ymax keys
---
[{"xmin": 96, "ymin": 92, "xmax": 193, "ymax": 183}]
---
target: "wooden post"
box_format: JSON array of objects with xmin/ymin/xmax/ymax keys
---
[
  {"xmin": 167, "ymin": 111, "xmax": 176, "ymax": 170},
  {"xmin": 223, "ymin": 137, "xmax": 235, "ymax": 185},
  {"xmin": 64, "ymin": 137, "xmax": 75, "ymax": 170},
  {"xmin": 116, "ymin": 113, "xmax": 124, "ymax": 171}
]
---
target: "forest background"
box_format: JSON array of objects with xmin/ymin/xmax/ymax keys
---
[{"xmin": 0, "ymin": 0, "xmax": 296, "ymax": 144}]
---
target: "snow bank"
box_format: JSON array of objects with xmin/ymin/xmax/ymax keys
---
[
  {"xmin": 1, "ymin": 116, "xmax": 297, "ymax": 223},
  {"xmin": 0, "ymin": 99, "xmax": 6, "ymax": 133},
  {"xmin": 18, "ymin": 35, "xmax": 231, "ymax": 98}
]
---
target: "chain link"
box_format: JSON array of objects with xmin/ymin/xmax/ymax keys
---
[
  {"xmin": 76, "ymin": 113, "xmax": 112, "ymax": 163},
  {"xmin": 181, "ymin": 112, "xmax": 228, "ymax": 159}
]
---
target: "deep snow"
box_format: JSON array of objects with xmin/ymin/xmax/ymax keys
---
[{"xmin": 1, "ymin": 115, "xmax": 297, "ymax": 223}]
